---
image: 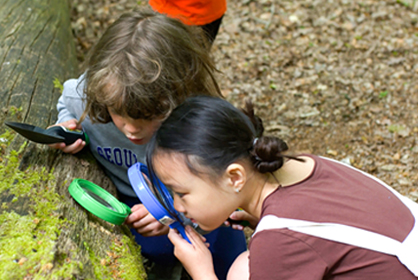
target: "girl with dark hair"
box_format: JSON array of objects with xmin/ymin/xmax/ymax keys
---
[{"xmin": 146, "ymin": 96, "xmax": 418, "ymax": 280}]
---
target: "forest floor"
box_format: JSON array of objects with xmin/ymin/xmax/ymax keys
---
[{"xmin": 69, "ymin": 0, "xmax": 418, "ymax": 203}]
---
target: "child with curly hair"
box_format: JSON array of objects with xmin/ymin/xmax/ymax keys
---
[{"xmin": 50, "ymin": 10, "xmax": 246, "ymax": 280}]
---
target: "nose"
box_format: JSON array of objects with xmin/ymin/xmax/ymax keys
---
[
  {"xmin": 124, "ymin": 121, "xmax": 141, "ymax": 135},
  {"xmin": 173, "ymin": 195, "xmax": 186, "ymax": 213}
]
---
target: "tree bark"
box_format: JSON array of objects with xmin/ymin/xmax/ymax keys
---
[{"xmin": 0, "ymin": 1, "xmax": 146, "ymax": 279}]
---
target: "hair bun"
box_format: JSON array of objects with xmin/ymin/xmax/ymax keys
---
[{"xmin": 250, "ymin": 136, "xmax": 289, "ymax": 173}]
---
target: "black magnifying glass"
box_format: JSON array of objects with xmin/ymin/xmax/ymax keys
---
[{"xmin": 5, "ymin": 121, "xmax": 89, "ymax": 145}]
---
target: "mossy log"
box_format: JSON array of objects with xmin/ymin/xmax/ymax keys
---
[{"xmin": 0, "ymin": 1, "xmax": 146, "ymax": 279}]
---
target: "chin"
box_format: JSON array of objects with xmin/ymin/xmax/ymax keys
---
[{"xmin": 198, "ymin": 223, "xmax": 222, "ymax": 233}]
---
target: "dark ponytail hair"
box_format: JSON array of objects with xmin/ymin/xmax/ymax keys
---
[
  {"xmin": 147, "ymin": 96, "xmax": 299, "ymax": 178},
  {"xmin": 241, "ymin": 100, "xmax": 301, "ymax": 173}
]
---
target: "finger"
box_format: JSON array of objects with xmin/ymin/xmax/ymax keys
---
[
  {"xmin": 130, "ymin": 204, "xmax": 143, "ymax": 212},
  {"xmin": 70, "ymin": 142, "xmax": 86, "ymax": 154},
  {"xmin": 64, "ymin": 119, "xmax": 79, "ymax": 128},
  {"xmin": 200, "ymin": 235, "xmax": 207, "ymax": 243},
  {"xmin": 168, "ymin": 228, "xmax": 189, "ymax": 246},
  {"xmin": 132, "ymin": 213, "xmax": 159, "ymax": 229},
  {"xmin": 224, "ymin": 220, "xmax": 244, "ymax": 230},
  {"xmin": 137, "ymin": 223, "xmax": 169, "ymax": 237},
  {"xmin": 229, "ymin": 211, "xmax": 246, "ymax": 220},
  {"xmin": 59, "ymin": 123, "xmax": 77, "ymax": 130},
  {"xmin": 48, "ymin": 119, "xmax": 78, "ymax": 130},
  {"xmin": 135, "ymin": 223, "xmax": 162, "ymax": 236},
  {"xmin": 231, "ymin": 224, "xmax": 244, "ymax": 231},
  {"xmin": 60, "ymin": 140, "xmax": 79, "ymax": 153},
  {"xmin": 185, "ymin": 226, "xmax": 208, "ymax": 248},
  {"xmin": 125, "ymin": 206, "xmax": 149, "ymax": 224},
  {"xmin": 131, "ymin": 215, "xmax": 161, "ymax": 233},
  {"xmin": 48, "ymin": 142, "xmax": 66, "ymax": 150},
  {"xmin": 61, "ymin": 139, "xmax": 85, "ymax": 154},
  {"xmin": 185, "ymin": 227, "xmax": 212, "ymax": 250},
  {"xmin": 69, "ymin": 122, "xmax": 80, "ymax": 130}
]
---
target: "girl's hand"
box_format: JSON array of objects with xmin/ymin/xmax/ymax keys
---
[
  {"xmin": 48, "ymin": 119, "xmax": 86, "ymax": 154},
  {"xmin": 168, "ymin": 225, "xmax": 217, "ymax": 280},
  {"xmin": 125, "ymin": 204, "xmax": 169, "ymax": 236},
  {"xmin": 226, "ymin": 210, "xmax": 259, "ymax": 230}
]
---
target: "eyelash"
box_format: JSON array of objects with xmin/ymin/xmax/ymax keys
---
[{"xmin": 175, "ymin": 192, "xmax": 185, "ymax": 198}]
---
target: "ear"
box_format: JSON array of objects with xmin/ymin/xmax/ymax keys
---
[{"xmin": 225, "ymin": 163, "xmax": 247, "ymax": 193}]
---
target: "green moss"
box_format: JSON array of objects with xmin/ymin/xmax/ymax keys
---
[
  {"xmin": 0, "ymin": 131, "xmax": 145, "ymax": 279},
  {"xmin": 7, "ymin": 106, "xmax": 23, "ymax": 116},
  {"xmin": 84, "ymin": 232, "xmax": 145, "ymax": 279},
  {"xmin": 111, "ymin": 235, "xmax": 145, "ymax": 279},
  {"xmin": 53, "ymin": 77, "xmax": 64, "ymax": 93},
  {"xmin": 83, "ymin": 241, "xmax": 105, "ymax": 278},
  {"xmin": 0, "ymin": 133, "xmax": 76, "ymax": 279},
  {"xmin": 0, "ymin": 211, "xmax": 80, "ymax": 279}
]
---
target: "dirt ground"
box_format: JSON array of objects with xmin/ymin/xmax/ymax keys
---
[{"xmin": 69, "ymin": 0, "xmax": 418, "ymax": 202}]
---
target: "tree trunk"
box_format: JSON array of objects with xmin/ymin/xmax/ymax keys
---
[{"xmin": 0, "ymin": 1, "xmax": 146, "ymax": 279}]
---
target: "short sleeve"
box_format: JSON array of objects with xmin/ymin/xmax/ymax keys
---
[
  {"xmin": 249, "ymin": 229, "xmax": 328, "ymax": 280},
  {"xmin": 56, "ymin": 74, "xmax": 86, "ymax": 123}
]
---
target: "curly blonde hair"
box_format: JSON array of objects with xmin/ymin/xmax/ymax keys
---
[{"xmin": 80, "ymin": 9, "xmax": 222, "ymax": 123}]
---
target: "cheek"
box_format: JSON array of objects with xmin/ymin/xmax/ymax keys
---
[
  {"xmin": 172, "ymin": 195, "xmax": 185, "ymax": 211},
  {"xmin": 151, "ymin": 121, "xmax": 162, "ymax": 132},
  {"xmin": 112, "ymin": 119, "xmax": 124, "ymax": 131},
  {"xmin": 194, "ymin": 210, "xmax": 226, "ymax": 231},
  {"xmin": 140, "ymin": 121, "xmax": 159, "ymax": 134},
  {"xmin": 191, "ymin": 196, "xmax": 229, "ymax": 226},
  {"xmin": 109, "ymin": 114, "xmax": 124, "ymax": 129}
]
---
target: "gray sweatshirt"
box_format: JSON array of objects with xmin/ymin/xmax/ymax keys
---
[{"xmin": 57, "ymin": 74, "xmax": 146, "ymax": 197}]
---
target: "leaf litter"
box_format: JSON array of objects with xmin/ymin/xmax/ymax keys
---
[{"xmin": 69, "ymin": 0, "xmax": 418, "ymax": 201}]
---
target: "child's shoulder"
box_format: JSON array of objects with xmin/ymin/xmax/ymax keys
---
[{"xmin": 63, "ymin": 74, "xmax": 86, "ymax": 98}]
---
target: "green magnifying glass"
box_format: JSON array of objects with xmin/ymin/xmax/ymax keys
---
[{"xmin": 68, "ymin": 178, "xmax": 131, "ymax": 225}]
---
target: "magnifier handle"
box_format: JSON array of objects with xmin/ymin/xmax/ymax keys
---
[
  {"xmin": 47, "ymin": 126, "xmax": 89, "ymax": 146},
  {"xmin": 170, "ymin": 222, "xmax": 191, "ymax": 244}
]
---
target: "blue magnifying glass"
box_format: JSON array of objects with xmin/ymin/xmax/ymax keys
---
[{"xmin": 128, "ymin": 162, "xmax": 191, "ymax": 243}]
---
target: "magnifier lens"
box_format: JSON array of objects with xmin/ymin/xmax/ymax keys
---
[
  {"xmin": 141, "ymin": 172, "xmax": 155, "ymax": 193},
  {"xmin": 141, "ymin": 171, "xmax": 176, "ymax": 212},
  {"xmin": 82, "ymin": 187, "xmax": 117, "ymax": 211},
  {"xmin": 127, "ymin": 163, "xmax": 192, "ymax": 243},
  {"xmin": 68, "ymin": 178, "xmax": 131, "ymax": 225}
]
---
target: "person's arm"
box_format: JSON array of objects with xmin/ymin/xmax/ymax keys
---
[
  {"xmin": 56, "ymin": 76, "xmax": 86, "ymax": 123},
  {"xmin": 249, "ymin": 230, "xmax": 328, "ymax": 279},
  {"xmin": 168, "ymin": 226, "xmax": 218, "ymax": 280},
  {"xmin": 49, "ymin": 76, "xmax": 87, "ymax": 153}
]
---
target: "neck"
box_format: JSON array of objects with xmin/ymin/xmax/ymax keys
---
[
  {"xmin": 273, "ymin": 156, "xmax": 314, "ymax": 187},
  {"xmin": 240, "ymin": 173, "xmax": 278, "ymax": 219},
  {"xmin": 240, "ymin": 156, "xmax": 315, "ymax": 219}
]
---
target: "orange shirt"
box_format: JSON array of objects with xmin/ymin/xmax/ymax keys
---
[{"xmin": 149, "ymin": 0, "xmax": 226, "ymax": 26}]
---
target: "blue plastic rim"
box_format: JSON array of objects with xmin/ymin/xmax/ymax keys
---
[{"xmin": 127, "ymin": 163, "xmax": 190, "ymax": 243}]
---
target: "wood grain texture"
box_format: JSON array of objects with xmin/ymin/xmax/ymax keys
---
[{"xmin": 0, "ymin": 1, "xmax": 145, "ymax": 278}]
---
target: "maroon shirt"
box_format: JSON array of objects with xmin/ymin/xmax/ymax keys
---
[{"xmin": 248, "ymin": 155, "xmax": 417, "ymax": 279}]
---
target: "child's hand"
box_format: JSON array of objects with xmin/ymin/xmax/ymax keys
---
[
  {"xmin": 125, "ymin": 204, "xmax": 169, "ymax": 236},
  {"xmin": 48, "ymin": 119, "xmax": 86, "ymax": 154},
  {"xmin": 226, "ymin": 210, "xmax": 259, "ymax": 230},
  {"xmin": 168, "ymin": 225, "xmax": 217, "ymax": 280}
]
